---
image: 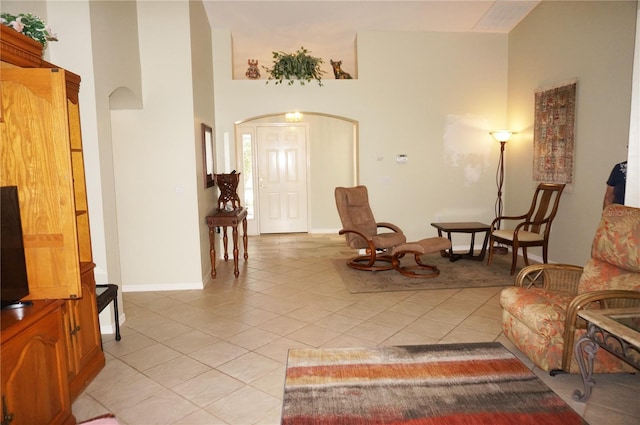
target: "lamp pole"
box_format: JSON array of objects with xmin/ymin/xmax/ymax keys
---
[
  {"xmin": 490, "ymin": 130, "xmax": 513, "ymax": 255},
  {"xmin": 495, "ymin": 140, "xmax": 506, "ymax": 229}
]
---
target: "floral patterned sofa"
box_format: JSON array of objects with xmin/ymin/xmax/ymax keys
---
[{"xmin": 500, "ymin": 204, "xmax": 640, "ymax": 374}]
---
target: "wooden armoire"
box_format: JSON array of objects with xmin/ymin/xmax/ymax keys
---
[{"xmin": 0, "ymin": 25, "xmax": 105, "ymax": 425}]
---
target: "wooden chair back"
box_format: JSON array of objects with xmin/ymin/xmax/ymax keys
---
[{"xmin": 523, "ymin": 183, "xmax": 565, "ymax": 238}]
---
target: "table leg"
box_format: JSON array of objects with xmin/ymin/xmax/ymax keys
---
[
  {"xmin": 437, "ymin": 229, "xmax": 458, "ymax": 261},
  {"xmin": 573, "ymin": 333, "xmax": 599, "ymax": 402},
  {"xmin": 222, "ymin": 226, "xmax": 229, "ymax": 261},
  {"xmin": 477, "ymin": 230, "xmax": 490, "ymax": 260},
  {"xmin": 232, "ymin": 223, "xmax": 239, "ymax": 277},
  {"xmin": 436, "ymin": 229, "xmax": 447, "ymax": 258},
  {"xmin": 208, "ymin": 225, "xmax": 217, "ymax": 278},
  {"xmin": 242, "ymin": 218, "xmax": 248, "ymax": 260},
  {"xmin": 463, "ymin": 231, "xmax": 488, "ymax": 261},
  {"xmin": 468, "ymin": 232, "xmax": 476, "ymax": 256},
  {"xmin": 112, "ymin": 293, "xmax": 121, "ymax": 341}
]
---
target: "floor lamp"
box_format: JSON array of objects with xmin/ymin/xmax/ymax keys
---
[{"xmin": 490, "ymin": 130, "xmax": 514, "ymax": 254}]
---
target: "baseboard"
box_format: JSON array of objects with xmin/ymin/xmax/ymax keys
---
[
  {"xmin": 310, "ymin": 228, "xmax": 342, "ymax": 234},
  {"xmin": 99, "ymin": 312, "xmax": 126, "ymax": 335},
  {"xmin": 123, "ymin": 282, "xmax": 204, "ymax": 292}
]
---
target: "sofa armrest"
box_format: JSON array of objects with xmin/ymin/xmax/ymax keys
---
[
  {"xmin": 515, "ymin": 264, "xmax": 583, "ymax": 293},
  {"xmin": 561, "ymin": 290, "xmax": 640, "ymax": 371}
]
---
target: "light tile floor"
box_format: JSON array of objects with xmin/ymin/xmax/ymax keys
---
[{"xmin": 73, "ymin": 233, "xmax": 640, "ymax": 424}]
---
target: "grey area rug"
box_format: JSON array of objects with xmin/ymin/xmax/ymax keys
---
[{"xmin": 333, "ymin": 252, "xmax": 524, "ymax": 293}]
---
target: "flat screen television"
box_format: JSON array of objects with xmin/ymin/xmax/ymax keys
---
[{"xmin": 1, "ymin": 186, "xmax": 31, "ymax": 309}]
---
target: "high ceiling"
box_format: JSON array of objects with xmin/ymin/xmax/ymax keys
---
[{"xmin": 203, "ymin": 1, "xmax": 540, "ymax": 79}]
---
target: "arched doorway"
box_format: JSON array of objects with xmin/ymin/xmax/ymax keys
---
[{"xmin": 235, "ymin": 112, "xmax": 358, "ymax": 235}]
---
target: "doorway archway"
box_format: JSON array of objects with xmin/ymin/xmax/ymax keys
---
[{"xmin": 235, "ymin": 112, "xmax": 358, "ymax": 235}]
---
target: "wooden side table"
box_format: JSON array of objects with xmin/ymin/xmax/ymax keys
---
[
  {"xmin": 206, "ymin": 208, "xmax": 248, "ymax": 278},
  {"xmin": 430, "ymin": 222, "xmax": 491, "ymax": 262}
]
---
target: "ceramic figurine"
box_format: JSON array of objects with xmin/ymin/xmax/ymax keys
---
[
  {"xmin": 330, "ymin": 60, "xmax": 352, "ymax": 79},
  {"xmin": 246, "ymin": 59, "xmax": 261, "ymax": 80}
]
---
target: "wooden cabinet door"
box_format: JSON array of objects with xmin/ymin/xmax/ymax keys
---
[
  {"xmin": 0, "ymin": 68, "xmax": 82, "ymax": 299},
  {"xmin": 1, "ymin": 301, "xmax": 75, "ymax": 425},
  {"xmin": 66, "ymin": 267, "xmax": 105, "ymax": 400}
]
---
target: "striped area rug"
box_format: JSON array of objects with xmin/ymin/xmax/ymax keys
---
[{"xmin": 281, "ymin": 342, "xmax": 588, "ymax": 425}]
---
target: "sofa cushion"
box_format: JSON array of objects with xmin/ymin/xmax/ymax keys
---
[{"xmin": 500, "ymin": 286, "xmax": 575, "ymax": 338}]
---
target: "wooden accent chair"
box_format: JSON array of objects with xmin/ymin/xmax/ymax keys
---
[
  {"xmin": 500, "ymin": 204, "xmax": 640, "ymax": 375},
  {"xmin": 487, "ymin": 183, "xmax": 565, "ymax": 275},
  {"xmin": 334, "ymin": 185, "xmax": 451, "ymax": 277}
]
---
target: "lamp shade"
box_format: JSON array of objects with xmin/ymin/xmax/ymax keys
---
[{"xmin": 490, "ymin": 130, "xmax": 513, "ymax": 143}]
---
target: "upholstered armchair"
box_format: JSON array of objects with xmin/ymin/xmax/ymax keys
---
[
  {"xmin": 334, "ymin": 185, "xmax": 407, "ymax": 271},
  {"xmin": 500, "ymin": 204, "xmax": 640, "ymax": 374},
  {"xmin": 334, "ymin": 185, "xmax": 451, "ymax": 277}
]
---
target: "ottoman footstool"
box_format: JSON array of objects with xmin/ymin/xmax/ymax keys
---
[{"xmin": 391, "ymin": 237, "xmax": 452, "ymax": 277}]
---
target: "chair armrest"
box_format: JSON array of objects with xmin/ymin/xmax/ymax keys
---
[
  {"xmin": 515, "ymin": 264, "xmax": 583, "ymax": 292},
  {"xmin": 490, "ymin": 214, "xmax": 529, "ymax": 229},
  {"xmin": 338, "ymin": 227, "xmax": 379, "ymax": 253},
  {"xmin": 339, "ymin": 227, "xmax": 373, "ymax": 242},
  {"xmin": 561, "ymin": 289, "xmax": 640, "ymax": 371},
  {"xmin": 376, "ymin": 222, "xmax": 403, "ymax": 233}
]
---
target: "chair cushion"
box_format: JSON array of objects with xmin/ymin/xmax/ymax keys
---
[
  {"xmin": 372, "ymin": 231, "xmax": 407, "ymax": 248},
  {"xmin": 391, "ymin": 237, "xmax": 451, "ymax": 256},
  {"xmin": 577, "ymin": 205, "xmax": 640, "ymax": 293},
  {"xmin": 500, "ymin": 286, "xmax": 575, "ymax": 338},
  {"xmin": 493, "ymin": 229, "xmax": 544, "ymax": 242},
  {"xmin": 578, "ymin": 257, "xmax": 640, "ymax": 293},
  {"xmin": 502, "ymin": 310, "xmax": 565, "ymax": 371},
  {"xmin": 591, "ymin": 205, "xmax": 640, "ymax": 272}
]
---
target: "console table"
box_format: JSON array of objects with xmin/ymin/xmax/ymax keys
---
[
  {"xmin": 573, "ymin": 307, "xmax": 640, "ymax": 402},
  {"xmin": 430, "ymin": 222, "xmax": 491, "ymax": 262},
  {"xmin": 206, "ymin": 208, "xmax": 248, "ymax": 278}
]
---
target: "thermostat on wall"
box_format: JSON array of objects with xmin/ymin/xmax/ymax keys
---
[{"xmin": 396, "ymin": 154, "xmax": 408, "ymax": 164}]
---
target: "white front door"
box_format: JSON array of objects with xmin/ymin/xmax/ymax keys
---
[{"xmin": 257, "ymin": 125, "xmax": 308, "ymax": 233}]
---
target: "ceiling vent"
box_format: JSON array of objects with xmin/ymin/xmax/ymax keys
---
[{"xmin": 474, "ymin": 1, "xmax": 540, "ymax": 33}]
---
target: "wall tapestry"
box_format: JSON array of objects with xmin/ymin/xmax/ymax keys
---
[{"xmin": 533, "ymin": 81, "xmax": 576, "ymax": 184}]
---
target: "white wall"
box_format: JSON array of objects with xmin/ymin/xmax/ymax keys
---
[
  {"xmin": 507, "ymin": 1, "xmax": 637, "ymax": 265},
  {"xmin": 214, "ymin": 30, "xmax": 509, "ymax": 246},
  {"xmin": 85, "ymin": 0, "xmax": 145, "ymax": 328},
  {"xmin": 189, "ymin": 0, "xmax": 218, "ymax": 282},
  {"xmin": 627, "ymin": 2, "xmax": 640, "ymax": 207},
  {"xmin": 110, "ymin": 0, "xmax": 204, "ymax": 290}
]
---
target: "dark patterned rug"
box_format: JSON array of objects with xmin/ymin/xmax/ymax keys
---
[
  {"xmin": 332, "ymin": 252, "xmax": 525, "ymax": 293},
  {"xmin": 281, "ymin": 342, "xmax": 588, "ymax": 425}
]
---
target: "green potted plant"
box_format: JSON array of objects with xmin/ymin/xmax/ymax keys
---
[
  {"xmin": 263, "ymin": 46, "xmax": 325, "ymax": 86},
  {"xmin": 1, "ymin": 13, "xmax": 57, "ymax": 48}
]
